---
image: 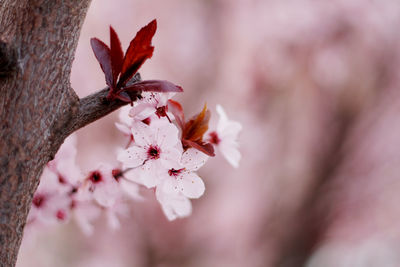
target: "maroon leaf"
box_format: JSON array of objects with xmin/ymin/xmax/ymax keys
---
[
  {"xmin": 118, "ymin": 19, "xmax": 157, "ymax": 87},
  {"xmin": 168, "ymin": 99, "xmax": 185, "ymax": 130},
  {"xmin": 182, "ymin": 139, "xmax": 215, "ymax": 157},
  {"xmin": 120, "ymin": 80, "xmax": 183, "ymax": 93},
  {"xmin": 109, "ymin": 26, "xmax": 124, "ymax": 88},
  {"xmin": 115, "ymin": 91, "xmax": 132, "ymax": 102},
  {"xmin": 182, "ymin": 104, "xmax": 210, "ymax": 143},
  {"xmin": 90, "ymin": 38, "xmax": 113, "ymax": 88}
]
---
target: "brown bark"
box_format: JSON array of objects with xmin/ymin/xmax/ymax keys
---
[{"xmin": 0, "ymin": 1, "xmax": 134, "ymax": 265}]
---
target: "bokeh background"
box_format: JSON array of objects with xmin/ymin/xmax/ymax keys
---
[{"xmin": 16, "ymin": 0, "xmax": 400, "ymax": 266}]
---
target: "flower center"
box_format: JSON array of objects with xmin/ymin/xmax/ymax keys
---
[
  {"xmin": 142, "ymin": 117, "xmax": 151, "ymax": 125},
  {"xmin": 56, "ymin": 210, "xmax": 66, "ymax": 221},
  {"xmin": 89, "ymin": 171, "xmax": 102, "ymax": 183},
  {"xmin": 33, "ymin": 194, "xmax": 46, "ymax": 208},
  {"xmin": 147, "ymin": 145, "xmax": 161, "ymax": 160},
  {"xmin": 208, "ymin": 131, "xmax": 221, "ymax": 145},
  {"xmin": 112, "ymin": 169, "xmax": 123, "ymax": 181},
  {"xmin": 58, "ymin": 175, "xmax": 66, "ymax": 184},
  {"xmin": 156, "ymin": 106, "xmax": 172, "ymax": 122},
  {"xmin": 168, "ymin": 168, "xmax": 185, "ymax": 177}
]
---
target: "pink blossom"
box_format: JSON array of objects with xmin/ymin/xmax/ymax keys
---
[
  {"xmin": 118, "ymin": 120, "xmax": 182, "ymax": 188},
  {"xmin": 155, "ymin": 148, "xmax": 208, "ymax": 220},
  {"xmin": 208, "ymin": 105, "xmax": 242, "ymax": 168},
  {"xmin": 159, "ymin": 148, "xmax": 207, "ymax": 199},
  {"xmin": 82, "ymin": 165, "xmax": 120, "ymax": 207},
  {"xmin": 28, "ymin": 135, "xmax": 81, "ymax": 227},
  {"xmin": 28, "ymin": 168, "xmax": 72, "ymax": 226},
  {"xmin": 129, "ymin": 92, "xmax": 176, "ymax": 123}
]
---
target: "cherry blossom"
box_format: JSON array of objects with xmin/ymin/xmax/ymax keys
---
[
  {"xmin": 82, "ymin": 165, "xmax": 121, "ymax": 207},
  {"xmin": 158, "ymin": 148, "xmax": 207, "ymax": 199},
  {"xmin": 26, "ymin": 19, "xmax": 243, "ymax": 242},
  {"xmin": 28, "ymin": 167, "xmax": 72, "ymax": 226},
  {"xmin": 27, "ymin": 135, "xmax": 81, "ymax": 227},
  {"xmin": 154, "ymin": 148, "xmax": 208, "ymax": 220},
  {"xmin": 129, "ymin": 92, "xmax": 176, "ymax": 124},
  {"xmin": 28, "ymin": 102, "xmax": 242, "ymax": 232},
  {"xmin": 118, "ymin": 119, "xmax": 182, "ymax": 188},
  {"xmin": 28, "ymin": 97, "xmax": 241, "ymax": 236},
  {"xmin": 208, "ymin": 105, "xmax": 242, "ymax": 168}
]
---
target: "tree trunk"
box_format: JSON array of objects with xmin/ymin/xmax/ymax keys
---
[{"xmin": 0, "ymin": 1, "xmax": 133, "ymax": 265}]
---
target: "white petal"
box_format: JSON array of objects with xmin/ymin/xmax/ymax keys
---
[
  {"xmin": 117, "ymin": 146, "xmax": 147, "ymax": 168},
  {"xmin": 159, "ymin": 177, "xmax": 179, "ymax": 195},
  {"xmin": 216, "ymin": 104, "xmax": 242, "ymax": 137},
  {"xmin": 160, "ymin": 147, "xmax": 183, "ymax": 169},
  {"xmin": 156, "ymin": 92, "xmax": 176, "ymax": 107},
  {"xmin": 118, "ymin": 105, "xmax": 132, "ymax": 124},
  {"xmin": 181, "ymin": 148, "xmax": 209, "ymax": 171},
  {"xmin": 119, "ymin": 179, "xmax": 143, "ymax": 200},
  {"xmin": 73, "ymin": 202, "xmax": 101, "ymax": 236},
  {"xmin": 138, "ymin": 161, "xmax": 162, "ymax": 188},
  {"xmin": 152, "ymin": 120, "xmax": 180, "ymax": 148},
  {"xmin": 177, "ymin": 172, "xmax": 205, "ymax": 199},
  {"xmin": 156, "ymin": 189, "xmax": 192, "ymax": 221},
  {"xmin": 131, "ymin": 123, "xmax": 155, "ymax": 147},
  {"xmin": 129, "ymin": 102, "xmax": 155, "ymax": 120},
  {"xmin": 216, "ymin": 104, "xmax": 228, "ymax": 121},
  {"xmin": 123, "ymin": 167, "xmax": 145, "ymax": 186},
  {"xmin": 219, "ymin": 142, "xmax": 241, "ymax": 168},
  {"xmin": 115, "ymin": 122, "xmax": 131, "ymax": 136},
  {"xmin": 93, "ymin": 185, "xmax": 118, "ymax": 207},
  {"xmin": 106, "ymin": 209, "xmax": 121, "ymax": 230}
]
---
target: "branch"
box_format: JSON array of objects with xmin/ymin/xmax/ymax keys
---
[
  {"xmin": 67, "ymin": 73, "xmax": 141, "ymax": 134},
  {"xmin": 0, "ymin": 1, "xmax": 92, "ymax": 265}
]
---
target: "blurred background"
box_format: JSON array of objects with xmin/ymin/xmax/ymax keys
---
[{"xmin": 16, "ymin": 0, "xmax": 400, "ymax": 266}]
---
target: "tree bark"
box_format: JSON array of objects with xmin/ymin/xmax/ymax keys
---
[{"xmin": 0, "ymin": 1, "xmax": 134, "ymax": 265}]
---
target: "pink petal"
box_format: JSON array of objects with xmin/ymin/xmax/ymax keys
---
[
  {"xmin": 153, "ymin": 120, "xmax": 180, "ymax": 148},
  {"xmin": 219, "ymin": 142, "xmax": 241, "ymax": 168},
  {"xmin": 156, "ymin": 189, "xmax": 192, "ymax": 221},
  {"xmin": 181, "ymin": 148, "xmax": 209, "ymax": 171},
  {"xmin": 177, "ymin": 172, "xmax": 205, "ymax": 199},
  {"xmin": 117, "ymin": 146, "xmax": 147, "ymax": 168}
]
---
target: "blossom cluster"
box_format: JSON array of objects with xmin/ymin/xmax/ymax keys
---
[
  {"xmin": 27, "ymin": 19, "xmax": 241, "ymax": 235},
  {"xmin": 27, "ymin": 92, "xmax": 241, "ymax": 234}
]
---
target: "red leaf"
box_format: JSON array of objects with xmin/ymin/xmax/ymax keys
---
[
  {"xmin": 120, "ymin": 80, "xmax": 183, "ymax": 93},
  {"xmin": 182, "ymin": 104, "xmax": 210, "ymax": 143},
  {"xmin": 90, "ymin": 38, "xmax": 113, "ymax": 88},
  {"xmin": 118, "ymin": 19, "xmax": 157, "ymax": 87},
  {"xmin": 182, "ymin": 139, "xmax": 215, "ymax": 157},
  {"xmin": 168, "ymin": 99, "xmax": 185, "ymax": 130},
  {"xmin": 109, "ymin": 26, "xmax": 124, "ymax": 88},
  {"xmin": 115, "ymin": 91, "xmax": 132, "ymax": 102}
]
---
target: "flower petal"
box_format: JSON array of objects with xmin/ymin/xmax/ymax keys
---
[
  {"xmin": 181, "ymin": 148, "xmax": 209, "ymax": 171},
  {"xmin": 177, "ymin": 172, "xmax": 205, "ymax": 199},
  {"xmin": 156, "ymin": 189, "xmax": 192, "ymax": 221},
  {"xmin": 153, "ymin": 120, "xmax": 180, "ymax": 148},
  {"xmin": 219, "ymin": 142, "xmax": 241, "ymax": 168},
  {"xmin": 117, "ymin": 146, "xmax": 146, "ymax": 168}
]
